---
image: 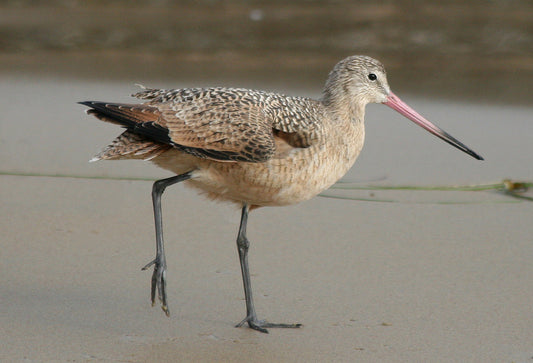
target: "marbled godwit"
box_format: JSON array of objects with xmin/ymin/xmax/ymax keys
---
[{"xmin": 80, "ymin": 55, "xmax": 483, "ymax": 333}]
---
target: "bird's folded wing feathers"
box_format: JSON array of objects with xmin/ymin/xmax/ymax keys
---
[
  {"xmin": 85, "ymin": 87, "xmax": 323, "ymax": 162},
  {"xmin": 158, "ymin": 99, "xmax": 276, "ymax": 162},
  {"xmin": 136, "ymin": 87, "xmax": 323, "ymax": 149}
]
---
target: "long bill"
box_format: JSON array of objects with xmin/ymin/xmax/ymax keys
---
[{"xmin": 384, "ymin": 92, "xmax": 483, "ymax": 160}]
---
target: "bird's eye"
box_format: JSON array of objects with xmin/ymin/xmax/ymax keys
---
[{"xmin": 368, "ymin": 73, "xmax": 377, "ymax": 81}]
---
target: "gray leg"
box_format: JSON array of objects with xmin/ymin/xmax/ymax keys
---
[
  {"xmin": 235, "ymin": 203, "xmax": 302, "ymax": 333},
  {"xmin": 141, "ymin": 172, "xmax": 192, "ymax": 316}
]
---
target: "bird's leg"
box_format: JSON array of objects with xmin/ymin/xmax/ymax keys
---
[
  {"xmin": 141, "ymin": 172, "xmax": 192, "ymax": 316},
  {"xmin": 235, "ymin": 204, "xmax": 302, "ymax": 333}
]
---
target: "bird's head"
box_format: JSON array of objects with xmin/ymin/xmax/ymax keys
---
[{"xmin": 323, "ymin": 55, "xmax": 483, "ymax": 160}]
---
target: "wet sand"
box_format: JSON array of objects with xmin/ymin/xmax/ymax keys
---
[{"xmin": 1, "ymin": 77, "xmax": 533, "ymax": 362}]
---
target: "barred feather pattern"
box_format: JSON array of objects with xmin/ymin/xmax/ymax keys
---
[{"xmin": 91, "ymin": 130, "xmax": 171, "ymax": 161}]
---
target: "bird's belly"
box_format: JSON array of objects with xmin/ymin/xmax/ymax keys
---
[
  {"xmin": 151, "ymin": 121, "xmax": 364, "ymax": 207},
  {"xmin": 186, "ymin": 142, "xmax": 362, "ymax": 206}
]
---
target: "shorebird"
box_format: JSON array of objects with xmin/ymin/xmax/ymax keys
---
[{"xmin": 80, "ymin": 55, "xmax": 483, "ymax": 333}]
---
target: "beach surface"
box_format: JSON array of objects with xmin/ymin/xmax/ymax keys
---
[{"xmin": 1, "ymin": 75, "xmax": 533, "ymax": 362}]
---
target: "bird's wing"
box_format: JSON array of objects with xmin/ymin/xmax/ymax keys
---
[
  {"xmin": 135, "ymin": 87, "xmax": 324, "ymax": 150},
  {"xmin": 156, "ymin": 91, "xmax": 276, "ymax": 162},
  {"xmin": 264, "ymin": 96, "xmax": 324, "ymax": 148},
  {"xmin": 82, "ymin": 88, "xmax": 280, "ymax": 162}
]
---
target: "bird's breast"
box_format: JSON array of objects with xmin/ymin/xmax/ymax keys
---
[{"xmin": 184, "ymin": 120, "xmax": 365, "ymax": 207}]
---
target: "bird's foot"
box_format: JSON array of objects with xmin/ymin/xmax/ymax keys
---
[
  {"xmin": 141, "ymin": 256, "xmax": 170, "ymax": 316},
  {"xmin": 235, "ymin": 315, "xmax": 302, "ymax": 333}
]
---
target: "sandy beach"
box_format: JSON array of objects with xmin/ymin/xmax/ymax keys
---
[{"xmin": 1, "ymin": 74, "xmax": 532, "ymax": 362}]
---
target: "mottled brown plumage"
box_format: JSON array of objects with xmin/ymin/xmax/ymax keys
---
[{"xmin": 80, "ymin": 55, "xmax": 482, "ymax": 333}]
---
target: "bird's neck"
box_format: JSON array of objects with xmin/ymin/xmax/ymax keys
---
[{"xmin": 322, "ymin": 92, "xmax": 366, "ymax": 125}]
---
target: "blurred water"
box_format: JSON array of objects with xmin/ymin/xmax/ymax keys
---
[{"xmin": 1, "ymin": 1, "xmax": 532, "ymax": 104}]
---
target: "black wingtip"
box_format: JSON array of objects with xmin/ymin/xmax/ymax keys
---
[{"xmin": 78, "ymin": 101, "xmax": 106, "ymax": 109}]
